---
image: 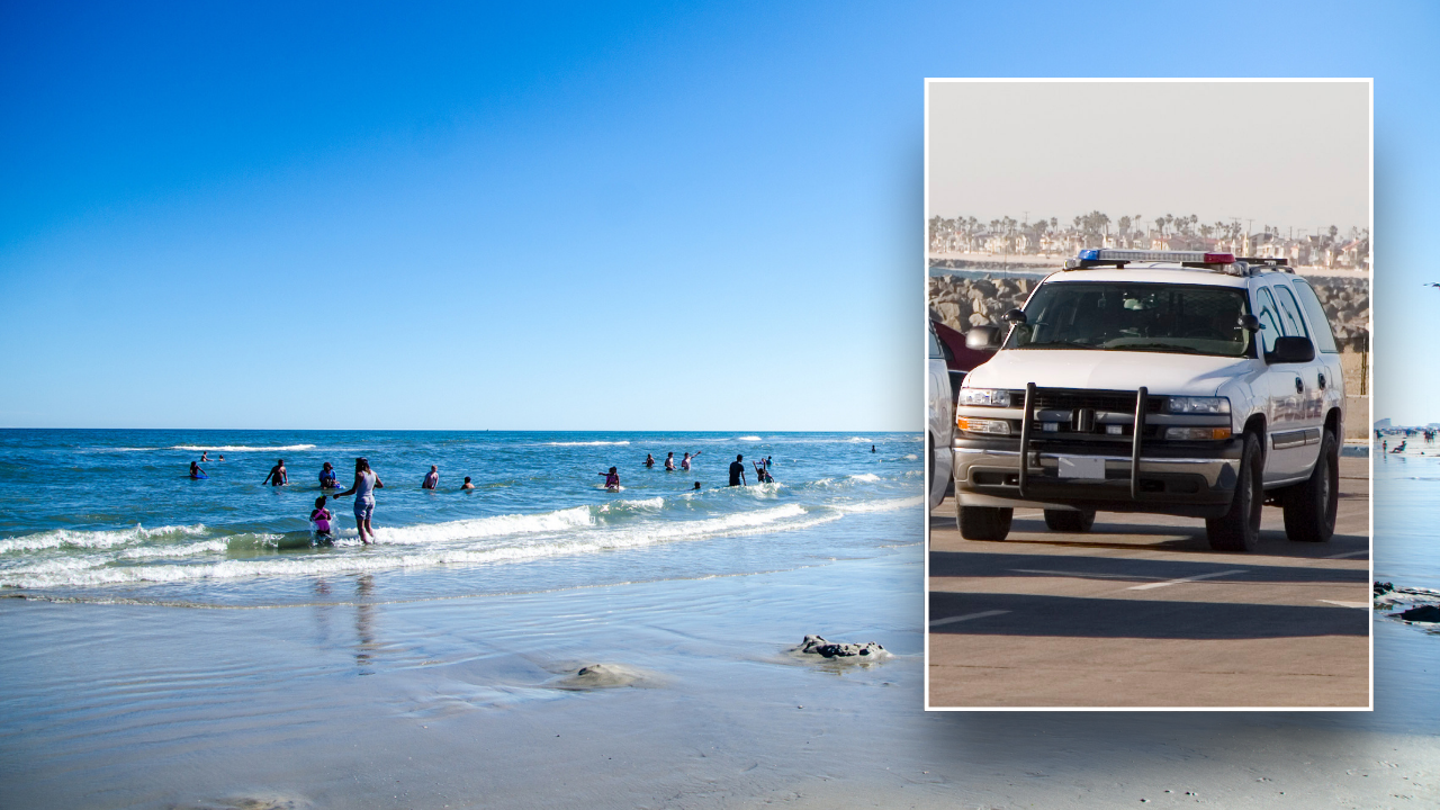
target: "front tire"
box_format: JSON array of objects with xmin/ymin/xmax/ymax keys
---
[
  {"xmin": 1207, "ymin": 433, "xmax": 1262, "ymax": 552},
  {"xmin": 1044, "ymin": 509, "xmax": 1096, "ymax": 533},
  {"xmin": 958, "ymin": 506, "xmax": 1013, "ymax": 541},
  {"xmin": 1283, "ymin": 430, "xmax": 1338, "ymax": 543}
]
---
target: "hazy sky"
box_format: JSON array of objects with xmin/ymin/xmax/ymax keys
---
[
  {"xmin": 928, "ymin": 80, "xmax": 1370, "ymax": 233},
  {"xmin": 1, "ymin": 1, "xmax": 1436, "ymax": 429}
]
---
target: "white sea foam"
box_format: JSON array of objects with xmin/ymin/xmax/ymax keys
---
[
  {"xmin": 546, "ymin": 441, "xmax": 631, "ymax": 446},
  {"xmin": 904, "ymin": 454, "xmax": 918, "ymax": 461},
  {"xmin": 169, "ymin": 444, "xmax": 318, "ymax": 452},
  {"xmin": 737, "ymin": 436, "xmax": 763, "ymax": 441},
  {"xmin": 0, "ymin": 524, "xmax": 209, "ymax": 554},
  {"xmin": 828, "ymin": 496, "xmax": 923, "ymax": 514},
  {"xmin": 0, "ymin": 503, "xmax": 843, "ymax": 589},
  {"xmin": 848, "ymin": 473, "xmax": 881, "ymax": 483}
]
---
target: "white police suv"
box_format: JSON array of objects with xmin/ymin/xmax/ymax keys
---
[{"xmin": 953, "ymin": 249, "xmax": 1344, "ymax": 552}]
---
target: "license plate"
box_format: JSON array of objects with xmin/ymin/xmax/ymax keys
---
[{"xmin": 1058, "ymin": 456, "xmax": 1106, "ymax": 479}]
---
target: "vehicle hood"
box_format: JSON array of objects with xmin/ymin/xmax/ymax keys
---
[{"xmin": 964, "ymin": 350, "xmax": 1254, "ymax": 397}]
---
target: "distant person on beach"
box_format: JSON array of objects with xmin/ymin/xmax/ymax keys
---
[
  {"xmin": 422, "ymin": 465, "xmax": 439, "ymax": 489},
  {"xmin": 263, "ymin": 459, "xmax": 289, "ymax": 486},
  {"xmin": 681, "ymin": 451, "xmax": 701, "ymax": 471},
  {"xmin": 461, "ymin": 476, "xmax": 475, "ymax": 490},
  {"xmin": 729, "ymin": 455, "xmax": 747, "ymax": 487},
  {"xmin": 334, "ymin": 458, "xmax": 384, "ymax": 545},
  {"xmin": 664, "ymin": 452, "xmax": 677, "ymax": 471},
  {"xmin": 644, "ymin": 453, "xmax": 656, "ymax": 468},
  {"xmin": 319, "ymin": 462, "xmax": 339, "ymax": 488},
  {"xmin": 311, "ymin": 496, "xmax": 334, "ymax": 545},
  {"xmin": 600, "ymin": 466, "xmax": 620, "ymax": 490},
  {"xmin": 189, "ymin": 461, "xmax": 207, "ymax": 479}
]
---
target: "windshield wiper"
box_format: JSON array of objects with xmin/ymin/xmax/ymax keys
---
[
  {"xmin": 1017, "ymin": 341, "xmax": 1097, "ymax": 350},
  {"xmin": 1104, "ymin": 343, "xmax": 1203, "ymax": 354}
]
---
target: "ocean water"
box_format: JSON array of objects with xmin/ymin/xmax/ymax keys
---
[
  {"xmin": 1375, "ymin": 447, "xmax": 1440, "ymax": 589},
  {"xmin": 0, "ymin": 430, "xmax": 920, "ymax": 606}
]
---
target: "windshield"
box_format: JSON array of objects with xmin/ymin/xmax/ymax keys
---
[{"xmin": 1005, "ymin": 281, "xmax": 1253, "ymax": 357}]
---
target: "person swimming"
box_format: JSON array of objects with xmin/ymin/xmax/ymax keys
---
[
  {"xmin": 422, "ymin": 465, "xmax": 439, "ymax": 489},
  {"xmin": 461, "ymin": 476, "xmax": 475, "ymax": 490},
  {"xmin": 310, "ymin": 496, "xmax": 334, "ymax": 545},
  {"xmin": 599, "ymin": 466, "xmax": 621, "ymax": 490},
  {"xmin": 319, "ymin": 462, "xmax": 338, "ymax": 488},
  {"xmin": 189, "ymin": 461, "xmax": 207, "ymax": 479},
  {"xmin": 644, "ymin": 453, "xmax": 656, "ymax": 468}
]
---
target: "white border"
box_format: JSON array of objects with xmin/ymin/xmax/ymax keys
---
[{"xmin": 922, "ymin": 77, "xmax": 1375, "ymax": 712}]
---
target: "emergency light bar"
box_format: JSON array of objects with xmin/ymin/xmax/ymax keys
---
[
  {"xmin": 1064, "ymin": 248, "xmax": 1292, "ymax": 276},
  {"xmin": 1077, "ymin": 249, "xmax": 1235, "ymax": 264}
]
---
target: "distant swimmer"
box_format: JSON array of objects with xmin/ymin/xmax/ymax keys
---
[
  {"xmin": 319, "ymin": 462, "xmax": 339, "ymax": 489},
  {"xmin": 422, "ymin": 465, "xmax": 439, "ymax": 490},
  {"xmin": 334, "ymin": 458, "xmax": 384, "ymax": 545},
  {"xmin": 200, "ymin": 451, "xmax": 209, "ymax": 462},
  {"xmin": 644, "ymin": 453, "xmax": 656, "ymax": 468},
  {"xmin": 263, "ymin": 458, "xmax": 289, "ymax": 486},
  {"xmin": 310, "ymin": 496, "xmax": 334, "ymax": 545},
  {"xmin": 871, "ymin": 445, "xmax": 876, "ymax": 453},
  {"xmin": 693, "ymin": 481, "xmax": 701, "ymax": 491},
  {"xmin": 664, "ymin": 452, "xmax": 677, "ymax": 471},
  {"xmin": 681, "ymin": 451, "xmax": 702, "ymax": 471},
  {"xmin": 753, "ymin": 461, "xmax": 774, "ymax": 483},
  {"xmin": 218, "ymin": 455, "xmax": 225, "ymax": 461},
  {"xmin": 764, "ymin": 456, "xmax": 772, "ymax": 469},
  {"xmin": 600, "ymin": 466, "xmax": 621, "ymax": 490},
  {"xmin": 729, "ymin": 454, "xmax": 747, "ymax": 487},
  {"xmin": 189, "ymin": 461, "xmax": 208, "ymax": 479},
  {"xmin": 461, "ymin": 476, "xmax": 475, "ymax": 490}
]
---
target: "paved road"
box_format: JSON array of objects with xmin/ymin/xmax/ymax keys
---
[{"xmin": 928, "ymin": 456, "xmax": 1370, "ymax": 708}]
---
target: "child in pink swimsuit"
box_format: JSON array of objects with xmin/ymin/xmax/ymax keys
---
[{"xmin": 311, "ymin": 496, "xmax": 334, "ymax": 545}]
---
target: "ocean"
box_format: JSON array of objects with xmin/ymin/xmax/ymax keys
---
[{"xmin": 0, "ymin": 429, "xmax": 921, "ymax": 607}]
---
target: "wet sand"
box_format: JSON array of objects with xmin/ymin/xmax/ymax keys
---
[{"xmin": 2, "ymin": 543, "xmax": 1437, "ymax": 809}]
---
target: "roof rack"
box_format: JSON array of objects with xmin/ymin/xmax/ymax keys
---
[{"xmin": 1063, "ymin": 249, "xmax": 1293, "ymax": 277}]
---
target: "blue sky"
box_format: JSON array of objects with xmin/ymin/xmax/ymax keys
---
[{"xmin": 1, "ymin": 1, "xmax": 1434, "ymax": 429}]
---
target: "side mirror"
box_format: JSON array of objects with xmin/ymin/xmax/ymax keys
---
[
  {"xmin": 1003, "ymin": 308, "xmax": 1028, "ymax": 325},
  {"xmin": 1239, "ymin": 314, "xmax": 1261, "ymax": 332},
  {"xmin": 1266, "ymin": 335, "xmax": 1315, "ymax": 364},
  {"xmin": 966, "ymin": 326, "xmax": 1002, "ymax": 350}
]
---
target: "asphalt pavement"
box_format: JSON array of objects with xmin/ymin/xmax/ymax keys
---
[{"xmin": 927, "ymin": 456, "xmax": 1371, "ymax": 708}]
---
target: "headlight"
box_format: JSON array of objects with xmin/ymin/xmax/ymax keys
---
[
  {"xmin": 959, "ymin": 388, "xmax": 1011, "ymax": 407},
  {"xmin": 1164, "ymin": 427, "xmax": 1234, "ymax": 441},
  {"xmin": 1167, "ymin": 396, "xmax": 1230, "ymax": 415}
]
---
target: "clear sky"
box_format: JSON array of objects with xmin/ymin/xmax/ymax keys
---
[
  {"xmin": 928, "ymin": 80, "xmax": 1370, "ymax": 234},
  {"xmin": 1, "ymin": 1, "xmax": 1435, "ymax": 430}
]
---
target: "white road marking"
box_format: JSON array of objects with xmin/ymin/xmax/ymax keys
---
[
  {"xmin": 1320, "ymin": 600, "xmax": 1371, "ymax": 609},
  {"xmin": 1325, "ymin": 550, "xmax": 1369, "ymax": 559},
  {"xmin": 1011, "ymin": 568, "xmax": 1165, "ymax": 581},
  {"xmin": 1127, "ymin": 569, "xmax": 1248, "ymax": 591},
  {"xmin": 930, "ymin": 609, "xmax": 1011, "ymax": 627}
]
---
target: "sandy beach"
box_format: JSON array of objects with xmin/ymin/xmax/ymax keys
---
[{"xmin": 4, "ymin": 540, "xmax": 1439, "ymax": 809}]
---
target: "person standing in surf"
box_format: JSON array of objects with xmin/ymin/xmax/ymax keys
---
[
  {"xmin": 644, "ymin": 453, "xmax": 656, "ymax": 468},
  {"xmin": 729, "ymin": 454, "xmax": 747, "ymax": 487},
  {"xmin": 681, "ymin": 451, "xmax": 701, "ymax": 471},
  {"xmin": 334, "ymin": 457, "xmax": 384, "ymax": 545},
  {"xmin": 422, "ymin": 465, "xmax": 439, "ymax": 489},
  {"xmin": 189, "ymin": 461, "xmax": 207, "ymax": 479},
  {"xmin": 319, "ymin": 462, "xmax": 339, "ymax": 488},
  {"xmin": 263, "ymin": 458, "xmax": 289, "ymax": 486},
  {"xmin": 599, "ymin": 466, "xmax": 620, "ymax": 490},
  {"xmin": 310, "ymin": 496, "xmax": 334, "ymax": 546},
  {"xmin": 664, "ymin": 452, "xmax": 677, "ymax": 471}
]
